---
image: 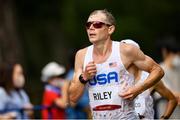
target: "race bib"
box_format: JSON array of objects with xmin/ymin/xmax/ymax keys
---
[{"xmin": 89, "ymin": 84, "xmax": 123, "ymax": 110}]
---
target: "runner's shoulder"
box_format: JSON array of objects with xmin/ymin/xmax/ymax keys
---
[
  {"xmin": 76, "ymin": 47, "xmax": 88, "ymax": 57},
  {"xmin": 120, "ymin": 42, "xmax": 138, "ymax": 56}
]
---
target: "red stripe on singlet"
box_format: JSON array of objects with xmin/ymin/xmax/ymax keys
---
[{"xmin": 93, "ymin": 105, "xmax": 121, "ymax": 111}]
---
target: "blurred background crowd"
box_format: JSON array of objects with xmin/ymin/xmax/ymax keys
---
[{"xmin": 0, "ymin": 0, "xmax": 180, "ymax": 119}]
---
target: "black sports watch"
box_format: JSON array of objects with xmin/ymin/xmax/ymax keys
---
[{"xmin": 79, "ymin": 74, "xmax": 89, "ymax": 84}]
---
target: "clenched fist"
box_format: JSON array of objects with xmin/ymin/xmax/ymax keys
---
[{"xmin": 83, "ymin": 61, "xmax": 97, "ymax": 80}]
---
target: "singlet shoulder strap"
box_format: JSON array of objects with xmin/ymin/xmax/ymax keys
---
[{"xmin": 111, "ymin": 41, "xmax": 121, "ymax": 61}]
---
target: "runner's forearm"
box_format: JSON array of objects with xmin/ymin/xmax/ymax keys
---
[
  {"xmin": 140, "ymin": 66, "xmax": 164, "ymax": 93},
  {"xmin": 161, "ymin": 99, "xmax": 177, "ymax": 119},
  {"xmin": 69, "ymin": 77, "xmax": 86, "ymax": 103}
]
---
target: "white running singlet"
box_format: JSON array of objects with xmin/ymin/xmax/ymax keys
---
[
  {"xmin": 83, "ymin": 41, "xmax": 138, "ymax": 119},
  {"xmin": 135, "ymin": 71, "xmax": 154, "ymax": 119}
]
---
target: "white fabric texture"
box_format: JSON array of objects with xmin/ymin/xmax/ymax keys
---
[
  {"xmin": 135, "ymin": 71, "xmax": 154, "ymax": 119},
  {"xmin": 84, "ymin": 41, "xmax": 138, "ymax": 120}
]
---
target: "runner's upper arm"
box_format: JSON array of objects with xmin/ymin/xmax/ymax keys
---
[
  {"xmin": 128, "ymin": 45, "xmax": 160, "ymax": 73},
  {"xmin": 72, "ymin": 48, "xmax": 86, "ymax": 83}
]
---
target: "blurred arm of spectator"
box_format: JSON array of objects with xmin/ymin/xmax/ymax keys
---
[
  {"xmin": 23, "ymin": 103, "xmax": 34, "ymax": 118},
  {"xmin": 54, "ymin": 80, "xmax": 69, "ymax": 108},
  {"xmin": 21, "ymin": 94, "xmax": 33, "ymax": 118},
  {"xmin": 152, "ymin": 81, "xmax": 177, "ymax": 119},
  {"xmin": 0, "ymin": 88, "xmax": 17, "ymax": 119},
  {"xmin": 0, "ymin": 92, "xmax": 18, "ymax": 120},
  {"xmin": 0, "ymin": 112, "xmax": 17, "ymax": 119}
]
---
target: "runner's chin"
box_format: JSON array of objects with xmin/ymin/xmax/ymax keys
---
[{"xmin": 89, "ymin": 37, "xmax": 98, "ymax": 43}]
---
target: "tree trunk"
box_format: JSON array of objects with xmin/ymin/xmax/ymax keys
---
[{"xmin": 0, "ymin": 0, "xmax": 20, "ymax": 63}]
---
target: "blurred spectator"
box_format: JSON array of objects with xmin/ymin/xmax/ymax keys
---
[
  {"xmin": 65, "ymin": 50, "xmax": 91, "ymax": 119},
  {"xmin": 0, "ymin": 63, "xmax": 33, "ymax": 119},
  {"xmin": 41, "ymin": 62, "xmax": 69, "ymax": 119},
  {"xmin": 154, "ymin": 38, "xmax": 180, "ymax": 119}
]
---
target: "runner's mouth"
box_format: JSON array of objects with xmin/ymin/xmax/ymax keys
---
[{"xmin": 89, "ymin": 33, "xmax": 96, "ymax": 37}]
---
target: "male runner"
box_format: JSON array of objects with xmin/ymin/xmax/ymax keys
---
[{"xmin": 69, "ymin": 9, "xmax": 164, "ymax": 119}]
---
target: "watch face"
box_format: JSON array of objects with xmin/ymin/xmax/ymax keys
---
[
  {"xmin": 79, "ymin": 74, "xmax": 88, "ymax": 84},
  {"xmin": 80, "ymin": 74, "xmax": 83, "ymax": 79}
]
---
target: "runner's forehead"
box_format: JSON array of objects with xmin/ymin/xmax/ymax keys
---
[{"xmin": 87, "ymin": 13, "xmax": 107, "ymax": 22}]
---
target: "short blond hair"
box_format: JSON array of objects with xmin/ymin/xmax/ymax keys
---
[{"xmin": 89, "ymin": 9, "xmax": 116, "ymax": 25}]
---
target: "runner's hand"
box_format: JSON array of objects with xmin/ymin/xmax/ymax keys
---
[
  {"xmin": 83, "ymin": 61, "xmax": 97, "ymax": 80},
  {"xmin": 119, "ymin": 85, "xmax": 142, "ymax": 100}
]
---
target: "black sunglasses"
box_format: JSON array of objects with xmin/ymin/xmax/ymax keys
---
[{"xmin": 85, "ymin": 21, "xmax": 111, "ymax": 29}]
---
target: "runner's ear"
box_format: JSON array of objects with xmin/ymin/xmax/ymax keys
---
[{"xmin": 108, "ymin": 25, "xmax": 115, "ymax": 35}]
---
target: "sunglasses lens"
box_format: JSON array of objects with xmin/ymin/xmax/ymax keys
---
[
  {"xmin": 86, "ymin": 22, "xmax": 92, "ymax": 29},
  {"xmin": 93, "ymin": 22, "xmax": 104, "ymax": 28},
  {"xmin": 86, "ymin": 21, "xmax": 107, "ymax": 29}
]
